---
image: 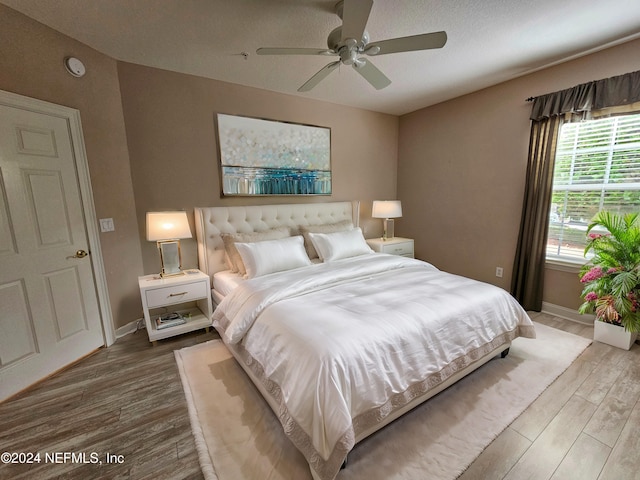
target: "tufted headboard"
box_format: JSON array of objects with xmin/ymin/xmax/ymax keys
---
[{"xmin": 194, "ymin": 201, "xmax": 360, "ymax": 279}]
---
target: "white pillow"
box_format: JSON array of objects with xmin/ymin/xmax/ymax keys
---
[
  {"xmin": 299, "ymin": 220, "xmax": 354, "ymax": 259},
  {"xmin": 234, "ymin": 235, "xmax": 311, "ymax": 278},
  {"xmin": 221, "ymin": 227, "xmax": 291, "ymax": 275},
  {"xmin": 308, "ymin": 228, "xmax": 373, "ymax": 262}
]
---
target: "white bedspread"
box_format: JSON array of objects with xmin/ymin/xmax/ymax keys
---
[
  {"xmin": 212, "ymin": 254, "xmax": 535, "ymax": 480},
  {"xmin": 212, "ymin": 269, "xmax": 244, "ymax": 297}
]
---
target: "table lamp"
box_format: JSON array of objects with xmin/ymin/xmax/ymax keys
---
[
  {"xmin": 372, "ymin": 200, "xmax": 402, "ymax": 240},
  {"xmin": 146, "ymin": 211, "xmax": 192, "ymax": 277}
]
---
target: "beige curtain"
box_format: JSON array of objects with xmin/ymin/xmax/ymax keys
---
[
  {"xmin": 511, "ymin": 115, "xmax": 562, "ymax": 310},
  {"xmin": 511, "ymin": 69, "xmax": 640, "ymax": 310}
]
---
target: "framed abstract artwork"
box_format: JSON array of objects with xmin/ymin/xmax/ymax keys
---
[{"xmin": 216, "ymin": 113, "xmax": 331, "ymax": 196}]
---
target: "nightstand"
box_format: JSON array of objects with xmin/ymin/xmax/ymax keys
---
[
  {"xmin": 366, "ymin": 237, "xmax": 414, "ymax": 258},
  {"xmin": 138, "ymin": 269, "xmax": 213, "ymax": 345}
]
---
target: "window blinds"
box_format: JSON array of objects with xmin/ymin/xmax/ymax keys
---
[{"xmin": 547, "ymin": 113, "xmax": 640, "ymax": 260}]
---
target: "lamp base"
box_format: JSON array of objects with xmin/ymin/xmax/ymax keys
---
[
  {"xmin": 160, "ymin": 270, "xmax": 185, "ymax": 278},
  {"xmin": 157, "ymin": 239, "xmax": 184, "ymax": 277},
  {"xmin": 382, "ymin": 218, "xmax": 395, "ymax": 241}
]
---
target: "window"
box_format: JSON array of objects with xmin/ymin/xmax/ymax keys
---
[{"xmin": 546, "ymin": 113, "xmax": 640, "ymax": 262}]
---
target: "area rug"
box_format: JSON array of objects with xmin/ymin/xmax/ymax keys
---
[{"xmin": 175, "ymin": 322, "xmax": 591, "ymax": 480}]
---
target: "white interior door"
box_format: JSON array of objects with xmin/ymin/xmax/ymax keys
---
[{"xmin": 0, "ymin": 95, "xmax": 105, "ymax": 401}]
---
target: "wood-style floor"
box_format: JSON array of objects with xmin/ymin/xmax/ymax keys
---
[{"xmin": 0, "ymin": 313, "xmax": 638, "ymax": 480}]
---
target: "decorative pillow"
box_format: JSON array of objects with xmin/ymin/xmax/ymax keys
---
[
  {"xmin": 221, "ymin": 227, "xmax": 290, "ymax": 275},
  {"xmin": 299, "ymin": 220, "xmax": 354, "ymax": 259},
  {"xmin": 234, "ymin": 235, "xmax": 311, "ymax": 279},
  {"xmin": 308, "ymin": 227, "xmax": 373, "ymax": 262}
]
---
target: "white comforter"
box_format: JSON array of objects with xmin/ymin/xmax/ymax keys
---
[{"xmin": 212, "ymin": 254, "xmax": 535, "ymax": 480}]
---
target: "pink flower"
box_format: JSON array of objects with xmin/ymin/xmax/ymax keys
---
[
  {"xmin": 588, "ymin": 232, "xmax": 610, "ymax": 240},
  {"xmin": 585, "ymin": 292, "xmax": 598, "ymax": 301},
  {"xmin": 580, "ymin": 267, "xmax": 604, "ymax": 283},
  {"xmin": 607, "ymin": 267, "xmax": 621, "ymax": 274}
]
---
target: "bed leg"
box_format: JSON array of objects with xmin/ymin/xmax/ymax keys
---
[{"xmin": 501, "ymin": 347, "xmax": 510, "ymax": 358}]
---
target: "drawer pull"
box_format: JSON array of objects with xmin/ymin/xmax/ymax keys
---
[{"xmin": 169, "ymin": 291, "xmax": 188, "ymax": 297}]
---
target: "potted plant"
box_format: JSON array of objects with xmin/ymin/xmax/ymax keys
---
[{"xmin": 578, "ymin": 211, "xmax": 640, "ymax": 349}]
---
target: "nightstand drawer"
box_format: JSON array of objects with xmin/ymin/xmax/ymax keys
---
[
  {"xmin": 381, "ymin": 242, "xmax": 413, "ymax": 256},
  {"xmin": 366, "ymin": 237, "xmax": 414, "ymax": 258},
  {"xmin": 145, "ymin": 280, "xmax": 208, "ymax": 308}
]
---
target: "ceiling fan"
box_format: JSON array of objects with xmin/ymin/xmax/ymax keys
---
[{"xmin": 256, "ymin": 0, "xmax": 447, "ymax": 92}]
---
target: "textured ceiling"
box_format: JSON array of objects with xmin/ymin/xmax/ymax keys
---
[{"xmin": 3, "ymin": 0, "xmax": 640, "ymax": 115}]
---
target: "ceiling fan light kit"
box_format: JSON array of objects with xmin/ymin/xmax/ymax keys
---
[{"xmin": 256, "ymin": 0, "xmax": 447, "ymax": 92}]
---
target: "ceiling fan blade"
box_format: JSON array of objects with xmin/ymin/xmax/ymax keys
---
[
  {"xmin": 341, "ymin": 0, "xmax": 373, "ymax": 43},
  {"xmin": 367, "ymin": 31, "xmax": 447, "ymax": 55},
  {"xmin": 298, "ymin": 61, "xmax": 341, "ymax": 92},
  {"xmin": 257, "ymin": 47, "xmax": 336, "ymax": 56},
  {"xmin": 352, "ymin": 58, "xmax": 391, "ymax": 90}
]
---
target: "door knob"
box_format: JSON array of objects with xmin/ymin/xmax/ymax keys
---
[{"xmin": 68, "ymin": 249, "xmax": 89, "ymax": 259}]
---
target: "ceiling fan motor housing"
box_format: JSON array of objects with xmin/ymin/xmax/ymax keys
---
[
  {"xmin": 328, "ymin": 26, "xmax": 370, "ymax": 65},
  {"xmin": 328, "ymin": 26, "xmax": 369, "ymax": 50}
]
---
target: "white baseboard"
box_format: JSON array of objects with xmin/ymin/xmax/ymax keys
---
[
  {"xmin": 541, "ymin": 302, "xmax": 594, "ymax": 325},
  {"xmin": 115, "ymin": 318, "xmax": 143, "ymax": 339}
]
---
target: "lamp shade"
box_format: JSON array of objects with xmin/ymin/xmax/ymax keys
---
[
  {"xmin": 372, "ymin": 200, "xmax": 402, "ymax": 219},
  {"xmin": 146, "ymin": 211, "xmax": 192, "ymax": 241}
]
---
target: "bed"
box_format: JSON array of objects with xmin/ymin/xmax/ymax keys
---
[{"xmin": 194, "ymin": 201, "xmax": 535, "ymax": 480}]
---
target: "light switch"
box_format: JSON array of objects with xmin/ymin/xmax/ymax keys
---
[{"xmin": 99, "ymin": 218, "xmax": 115, "ymax": 232}]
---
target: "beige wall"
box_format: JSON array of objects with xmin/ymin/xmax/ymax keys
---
[
  {"xmin": 398, "ymin": 38, "xmax": 640, "ymax": 310},
  {"xmin": 0, "ymin": 5, "xmax": 144, "ymax": 330},
  {"xmin": 4, "ymin": 2, "xmax": 636, "ymax": 331},
  {"xmin": 117, "ymin": 62, "xmax": 399, "ymax": 275},
  {"xmin": 0, "ymin": 5, "xmax": 398, "ymax": 331}
]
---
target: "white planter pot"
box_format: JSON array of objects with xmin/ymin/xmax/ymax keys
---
[{"xmin": 593, "ymin": 320, "xmax": 638, "ymax": 350}]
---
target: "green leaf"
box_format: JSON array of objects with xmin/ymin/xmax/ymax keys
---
[
  {"xmin": 611, "ymin": 271, "xmax": 638, "ymax": 297},
  {"xmin": 578, "ymin": 302, "xmax": 594, "ymax": 315}
]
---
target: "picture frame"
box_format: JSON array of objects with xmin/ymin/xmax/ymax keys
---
[{"xmin": 216, "ymin": 113, "xmax": 331, "ymax": 196}]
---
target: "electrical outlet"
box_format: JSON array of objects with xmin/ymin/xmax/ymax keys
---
[{"xmin": 495, "ymin": 267, "xmax": 504, "ymax": 278}]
